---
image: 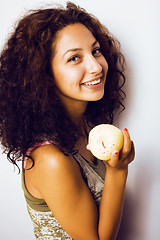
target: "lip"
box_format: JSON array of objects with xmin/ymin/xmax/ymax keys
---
[
  {"xmin": 81, "ymin": 78, "xmax": 103, "ymax": 89},
  {"xmin": 81, "ymin": 75, "xmax": 103, "ymax": 85}
]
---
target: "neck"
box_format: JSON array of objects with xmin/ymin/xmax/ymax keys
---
[
  {"xmin": 58, "ymin": 95, "xmax": 88, "ymax": 126},
  {"xmin": 69, "ymin": 105, "xmax": 87, "ymax": 126}
]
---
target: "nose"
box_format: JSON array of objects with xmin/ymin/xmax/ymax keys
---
[{"xmin": 85, "ymin": 55, "xmax": 102, "ymax": 75}]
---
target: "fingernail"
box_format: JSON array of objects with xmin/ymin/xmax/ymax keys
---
[
  {"xmin": 123, "ymin": 128, "xmax": 128, "ymax": 132},
  {"xmin": 114, "ymin": 150, "xmax": 119, "ymax": 155}
]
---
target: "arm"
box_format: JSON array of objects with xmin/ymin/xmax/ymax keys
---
[
  {"xmin": 26, "ymin": 129, "xmax": 134, "ymax": 240},
  {"xmin": 98, "ymin": 128, "xmax": 135, "ymax": 239},
  {"xmin": 99, "ymin": 164, "xmax": 128, "ymax": 240}
]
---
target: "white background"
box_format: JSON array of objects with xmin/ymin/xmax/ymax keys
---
[{"xmin": 0, "ymin": 0, "xmax": 160, "ymax": 239}]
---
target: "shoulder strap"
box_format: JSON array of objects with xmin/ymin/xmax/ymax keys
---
[{"xmin": 23, "ymin": 141, "xmax": 56, "ymax": 169}]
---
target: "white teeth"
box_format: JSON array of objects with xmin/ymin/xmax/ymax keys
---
[{"xmin": 84, "ymin": 79, "xmax": 101, "ymax": 86}]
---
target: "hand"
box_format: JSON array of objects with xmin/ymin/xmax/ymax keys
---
[{"xmin": 107, "ymin": 128, "xmax": 135, "ymax": 169}]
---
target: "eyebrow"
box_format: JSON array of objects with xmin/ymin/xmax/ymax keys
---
[{"xmin": 63, "ymin": 40, "xmax": 98, "ymax": 56}]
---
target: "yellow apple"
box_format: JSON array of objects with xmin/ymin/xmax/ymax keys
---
[{"xmin": 87, "ymin": 124, "xmax": 124, "ymax": 161}]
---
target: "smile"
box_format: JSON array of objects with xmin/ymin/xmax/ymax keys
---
[{"xmin": 84, "ymin": 79, "xmax": 101, "ymax": 86}]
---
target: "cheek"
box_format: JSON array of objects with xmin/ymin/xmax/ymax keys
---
[
  {"xmin": 53, "ymin": 65, "xmax": 83, "ymax": 89},
  {"xmin": 61, "ymin": 66, "xmax": 84, "ymax": 84},
  {"xmin": 102, "ymin": 59, "xmax": 109, "ymax": 75}
]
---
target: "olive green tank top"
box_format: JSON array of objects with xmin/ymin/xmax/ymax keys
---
[{"xmin": 22, "ymin": 143, "xmax": 106, "ymax": 239}]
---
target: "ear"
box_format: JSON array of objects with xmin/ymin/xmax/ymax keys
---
[{"xmin": 86, "ymin": 144, "xmax": 91, "ymax": 151}]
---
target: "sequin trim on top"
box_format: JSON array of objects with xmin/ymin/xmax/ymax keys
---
[{"xmin": 27, "ymin": 204, "xmax": 72, "ymax": 240}]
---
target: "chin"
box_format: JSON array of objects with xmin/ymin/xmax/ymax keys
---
[{"xmin": 90, "ymin": 92, "xmax": 104, "ymax": 101}]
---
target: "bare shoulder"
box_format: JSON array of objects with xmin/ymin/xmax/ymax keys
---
[
  {"xmin": 25, "ymin": 144, "xmax": 82, "ymax": 198},
  {"xmin": 31, "ymin": 144, "xmax": 79, "ymax": 171},
  {"xmin": 25, "ymin": 144, "xmax": 99, "ymax": 239}
]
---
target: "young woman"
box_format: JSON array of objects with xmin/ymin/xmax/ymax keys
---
[{"xmin": 0, "ymin": 2, "xmax": 135, "ymax": 239}]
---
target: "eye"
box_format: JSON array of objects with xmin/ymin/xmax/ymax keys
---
[
  {"xmin": 68, "ymin": 55, "xmax": 80, "ymax": 62},
  {"xmin": 92, "ymin": 47, "xmax": 102, "ymax": 56}
]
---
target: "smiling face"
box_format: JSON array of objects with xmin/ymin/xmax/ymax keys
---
[{"xmin": 51, "ymin": 23, "xmax": 108, "ymax": 111}]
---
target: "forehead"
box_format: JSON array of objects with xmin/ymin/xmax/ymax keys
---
[{"xmin": 53, "ymin": 23, "xmax": 97, "ymax": 56}]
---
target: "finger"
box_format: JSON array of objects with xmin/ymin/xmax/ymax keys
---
[
  {"xmin": 128, "ymin": 141, "xmax": 135, "ymax": 164},
  {"xmin": 123, "ymin": 141, "xmax": 135, "ymax": 166},
  {"xmin": 120, "ymin": 128, "xmax": 132, "ymax": 159},
  {"xmin": 107, "ymin": 150, "xmax": 119, "ymax": 168}
]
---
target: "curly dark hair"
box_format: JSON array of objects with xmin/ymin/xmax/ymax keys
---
[{"xmin": 0, "ymin": 2, "xmax": 126, "ymax": 169}]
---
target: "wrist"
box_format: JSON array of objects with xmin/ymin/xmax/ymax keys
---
[{"xmin": 105, "ymin": 165, "xmax": 128, "ymax": 183}]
